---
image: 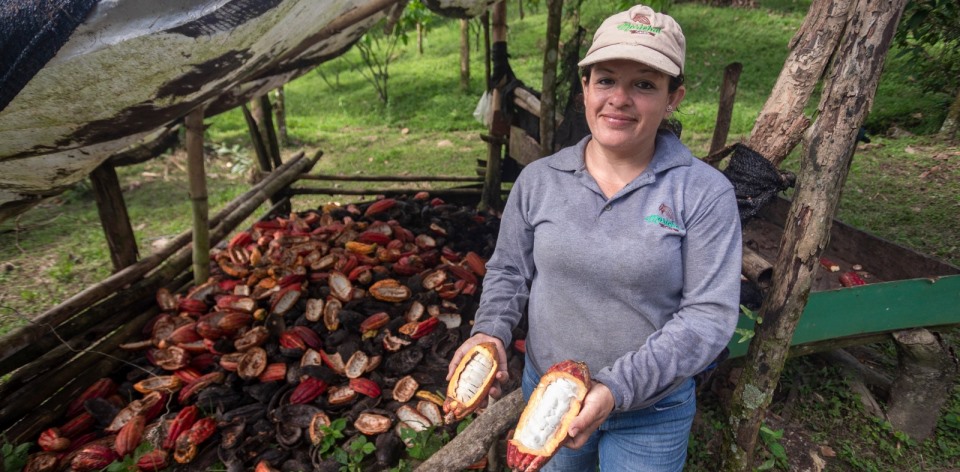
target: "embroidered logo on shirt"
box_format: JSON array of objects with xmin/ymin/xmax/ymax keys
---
[{"xmin": 644, "ymin": 203, "xmax": 681, "ymax": 232}]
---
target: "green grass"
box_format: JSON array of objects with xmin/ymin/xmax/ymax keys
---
[{"xmin": 0, "ymin": 1, "xmax": 958, "ymax": 469}]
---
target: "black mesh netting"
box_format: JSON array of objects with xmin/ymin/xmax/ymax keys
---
[
  {"xmin": 0, "ymin": 0, "xmax": 98, "ymax": 113},
  {"xmin": 719, "ymin": 143, "xmax": 795, "ymax": 222}
]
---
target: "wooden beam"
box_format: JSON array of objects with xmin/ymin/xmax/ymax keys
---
[
  {"xmin": 90, "ymin": 161, "xmax": 138, "ymax": 271},
  {"xmin": 299, "ymin": 174, "xmax": 481, "ymax": 182},
  {"xmin": 185, "ymin": 107, "xmax": 209, "ymax": 284}
]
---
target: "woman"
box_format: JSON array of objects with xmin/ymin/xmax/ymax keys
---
[{"xmin": 448, "ymin": 5, "xmax": 742, "ymax": 471}]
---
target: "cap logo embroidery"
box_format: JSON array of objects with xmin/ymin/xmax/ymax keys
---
[{"xmin": 617, "ymin": 15, "xmax": 661, "ymax": 36}]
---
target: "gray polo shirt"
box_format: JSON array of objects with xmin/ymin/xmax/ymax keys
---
[{"xmin": 472, "ymin": 131, "xmax": 742, "ymax": 412}]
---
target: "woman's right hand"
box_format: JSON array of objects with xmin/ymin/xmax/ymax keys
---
[{"xmin": 446, "ymin": 333, "xmax": 510, "ymax": 400}]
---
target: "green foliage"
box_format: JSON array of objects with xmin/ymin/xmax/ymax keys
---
[
  {"xmin": 734, "ymin": 304, "xmax": 761, "ymax": 344},
  {"xmin": 401, "ymin": 426, "xmax": 451, "ymax": 460},
  {"xmin": 1, "ymin": 440, "xmax": 31, "ymax": 472},
  {"xmin": 314, "ymin": 417, "xmax": 348, "ymax": 458},
  {"xmin": 757, "ymin": 424, "xmax": 788, "ymax": 470},
  {"xmin": 333, "ymin": 435, "xmax": 376, "ymax": 472},
  {"xmin": 105, "ymin": 442, "xmax": 155, "ymax": 471},
  {"xmin": 895, "ymin": 0, "xmax": 960, "ymax": 95}
]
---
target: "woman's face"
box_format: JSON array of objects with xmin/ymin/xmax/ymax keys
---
[{"xmin": 581, "ymin": 59, "xmax": 685, "ymax": 157}]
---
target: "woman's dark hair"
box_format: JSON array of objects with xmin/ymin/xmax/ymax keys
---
[{"xmin": 580, "ymin": 65, "xmax": 685, "ymax": 93}]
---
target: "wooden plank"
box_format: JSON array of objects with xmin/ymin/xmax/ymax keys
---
[
  {"xmin": 509, "ymin": 125, "xmax": 542, "ymax": 166},
  {"xmin": 90, "ymin": 162, "xmax": 138, "ymax": 271},
  {"xmin": 728, "ymin": 276, "xmax": 960, "ymax": 358}
]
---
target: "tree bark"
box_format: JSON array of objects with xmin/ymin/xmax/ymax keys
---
[
  {"xmin": 747, "ymin": 0, "xmax": 852, "ymax": 165},
  {"xmin": 479, "ymin": 1, "xmax": 507, "ymax": 213},
  {"xmin": 886, "ymin": 329, "xmax": 958, "ymax": 440},
  {"xmin": 939, "ymin": 87, "xmax": 960, "ymax": 139},
  {"xmin": 720, "ymin": 0, "xmax": 909, "ymax": 469},
  {"xmin": 460, "ymin": 19, "xmax": 471, "ymax": 92},
  {"xmin": 539, "ymin": 0, "xmax": 563, "ymax": 157},
  {"xmin": 415, "ymin": 389, "xmax": 524, "ymax": 471}
]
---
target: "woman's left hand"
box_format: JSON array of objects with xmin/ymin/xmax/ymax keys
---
[{"xmin": 565, "ymin": 381, "xmax": 615, "ymax": 449}]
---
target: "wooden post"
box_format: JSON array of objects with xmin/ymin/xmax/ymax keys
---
[
  {"xmin": 708, "ymin": 62, "xmax": 743, "ymax": 158},
  {"xmin": 460, "ymin": 19, "xmax": 470, "ymax": 92},
  {"xmin": 721, "ymin": 0, "xmax": 909, "ymax": 468},
  {"xmin": 746, "ymin": 0, "xmax": 851, "ymax": 165},
  {"xmin": 274, "ymin": 87, "xmax": 288, "ymax": 146},
  {"xmin": 483, "ymin": 11, "xmax": 491, "ymax": 90},
  {"xmin": 479, "ymin": 1, "xmax": 508, "ymax": 212},
  {"xmin": 90, "ymin": 161, "xmax": 138, "ymax": 272},
  {"xmin": 540, "ymin": 0, "xmax": 563, "ymax": 157},
  {"xmin": 242, "ymin": 103, "xmax": 272, "ymax": 176},
  {"xmin": 185, "ymin": 108, "xmax": 210, "ymax": 285},
  {"xmin": 90, "ymin": 161, "xmax": 139, "ymax": 271}
]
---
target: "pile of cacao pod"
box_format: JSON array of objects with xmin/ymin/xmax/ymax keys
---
[{"xmin": 24, "ymin": 193, "xmax": 528, "ymax": 471}]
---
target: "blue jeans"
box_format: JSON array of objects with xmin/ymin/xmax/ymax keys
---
[{"xmin": 521, "ymin": 364, "xmax": 696, "ymax": 472}]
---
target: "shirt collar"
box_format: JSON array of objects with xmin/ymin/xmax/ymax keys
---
[{"xmin": 547, "ymin": 130, "xmax": 693, "ymax": 174}]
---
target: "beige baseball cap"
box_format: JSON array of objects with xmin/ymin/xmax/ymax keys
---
[{"xmin": 578, "ymin": 5, "xmax": 686, "ymax": 77}]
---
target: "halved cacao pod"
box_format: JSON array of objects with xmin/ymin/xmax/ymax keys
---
[
  {"xmin": 237, "ymin": 347, "xmax": 268, "ymax": 380},
  {"xmin": 417, "ymin": 400, "xmax": 443, "ymax": 427},
  {"xmin": 354, "ymin": 412, "xmax": 393, "ymax": 435},
  {"xmin": 308, "ymin": 411, "xmax": 332, "ymax": 445},
  {"xmin": 507, "ymin": 360, "xmax": 590, "ymax": 472},
  {"xmin": 392, "ymin": 375, "xmax": 419, "ymax": 402},
  {"xmin": 344, "ymin": 351, "xmax": 369, "ymax": 379},
  {"xmin": 443, "ymin": 342, "xmax": 499, "ymax": 423},
  {"xmin": 368, "ymin": 279, "xmax": 411, "ymax": 302},
  {"xmin": 396, "ymin": 405, "xmax": 431, "ymax": 432}
]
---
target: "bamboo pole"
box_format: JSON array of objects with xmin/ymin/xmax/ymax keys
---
[
  {"xmin": 185, "ymin": 108, "xmax": 210, "ymax": 284},
  {"xmin": 0, "ymin": 151, "xmax": 313, "ymax": 376}
]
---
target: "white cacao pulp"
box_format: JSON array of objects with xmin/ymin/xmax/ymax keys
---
[
  {"xmin": 515, "ymin": 378, "xmax": 579, "ymax": 450},
  {"xmin": 454, "ymin": 352, "xmax": 493, "ymax": 402}
]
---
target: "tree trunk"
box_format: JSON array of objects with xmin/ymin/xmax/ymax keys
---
[
  {"xmin": 886, "ymin": 329, "xmax": 958, "ymax": 441},
  {"xmin": 540, "ymin": 0, "xmax": 563, "ymax": 157},
  {"xmin": 939, "ymin": 87, "xmax": 960, "ymax": 139},
  {"xmin": 417, "ymin": 22, "xmax": 424, "ymax": 55},
  {"xmin": 720, "ymin": 0, "xmax": 909, "ymax": 469},
  {"xmin": 747, "ymin": 0, "xmax": 852, "ymax": 165},
  {"xmin": 460, "ymin": 19, "xmax": 470, "ymax": 92}
]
